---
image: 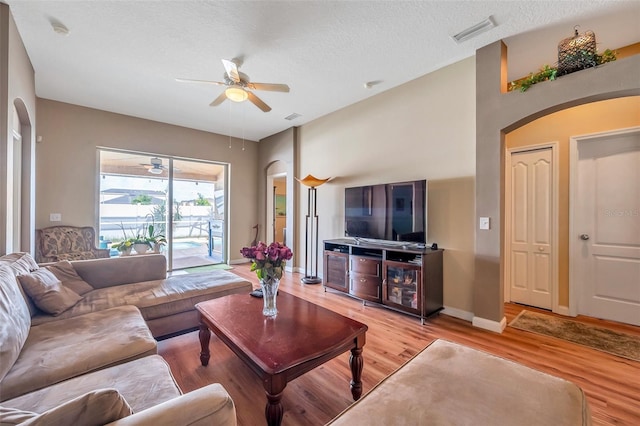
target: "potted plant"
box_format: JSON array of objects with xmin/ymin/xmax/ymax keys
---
[
  {"xmin": 112, "ymin": 239, "xmax": 134, "ymax": 256},
  {"xmin": 145, "ymin": 216, "xmax": 166, "ymax": 253}
]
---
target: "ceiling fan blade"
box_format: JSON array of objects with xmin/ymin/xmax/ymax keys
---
[
  {"xmin": 209, "ymin": 92, "xmax": 228, "ymax": 107},
  {"xmin": 175, "ymin": 78, "xmax": 225, "ymax": 86},
  {"xmin": 247, "ymin": 91, "xmax": 271, "ymax": 112},
  {"xmin": 221, "ymin": 59, "xmax": 240, "ymax": 83},
  {"xmin": 246, "ymin": 82, "xmax": 290, "ymax": 92}
]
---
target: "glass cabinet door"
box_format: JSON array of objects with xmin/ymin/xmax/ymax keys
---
[{"xmin": 384, "ymin": 262, "xmax": 420, "ymax": 312}]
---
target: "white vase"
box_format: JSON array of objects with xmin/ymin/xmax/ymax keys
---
[
  {"xmin": 120, "ymin": 247, "xmax": 132, "ymax": 256},
  {"xmin": 133, "ymin": 243, "xmax": 150, "ymax": 255}
]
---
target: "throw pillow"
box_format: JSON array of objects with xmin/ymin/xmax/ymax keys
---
[
  {"xmin": 0, "ymin": 265, "xmax": 31, "ymax": 382},
  {"xmin": 45, "ymin": 261, "xmax": 94, "ymax": 296},
  {"xmin": 20, "ymin": 389, "xmax": 133, "ymax": 426},
  {"xmin": 0, "ymin": 406, "xmax": 37, "ymax": 425},
  {"xmin": 17, "ymin": 269, "xmax": 82, "ymax": 315}
]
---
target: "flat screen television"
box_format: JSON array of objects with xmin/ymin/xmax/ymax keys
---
[{"xmin": 344, "ymin": 179, "xmax": 427, "ymax": 244}]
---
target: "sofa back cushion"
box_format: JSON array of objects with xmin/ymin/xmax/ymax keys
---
[
  {"xmin": 0, "ymin": 265, "xmax": 31, "ymax": 382},
  {"xmin": 71, "ymin": 254, "xmax": 167, "ymax": 289},
  {"xmin": 0, "ymin": 253, "xmax": 40, "ymax": 317}
]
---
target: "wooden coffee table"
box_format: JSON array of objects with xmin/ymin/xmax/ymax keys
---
[{"xmin": 196, "ymin": 292, "xmax": 368, "ymax": 426}]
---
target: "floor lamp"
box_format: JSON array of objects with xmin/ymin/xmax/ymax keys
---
[{"xmin": 297, "ymin": 175, "xmax": 329, "ymax": 284}]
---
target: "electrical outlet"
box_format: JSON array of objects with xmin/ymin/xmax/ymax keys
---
[
  {"xmin": 479, "ymin": 217, "xmax": 490, "ymax": 230},
  {"xmin": 50, "ymin": 213, "xmax": 62, "ymax": 222}
]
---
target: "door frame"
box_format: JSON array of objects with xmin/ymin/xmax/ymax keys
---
[
  {"xmin": 504, "ymin": 141, "xmax": 559, "ymax": 312},
  {"xmin": 568, "ymin": 126, "xmax": 640, "ymax": 317}
]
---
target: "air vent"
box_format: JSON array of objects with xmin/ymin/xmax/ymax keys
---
[
  {"xmin": 452, "ymin": 16, "xmax": 496, "ymax": 43},
  {"xmin": 284, "ymin": 113, "xmax": 302, "ymax": 121}
]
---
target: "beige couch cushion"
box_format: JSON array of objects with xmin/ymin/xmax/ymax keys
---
[
  {"xmin": 0, "ymin": 306, "xmax": 156, "ymax": 402},
  {"xmin": 0, "ymin": 253, "xmax": 39, "ymax": 276},
  {"xmin": 17, "ymin": 269, "xmax": 82, "ymax": 315},
  {"xmin": 0, "ymin": 265, "xmax": 31, "ymax": 383},
  {"xmin": 19, "ymin": 389, "xmax": 132, "ymax": 425},
  {"xmin": 5, "ymin": 356, "xmax": 181, "ymax": 415},
  {"xmin": 0, "ymin": 406, "xmax": 37, "ymax": 424},
  {"xmin": 327, "ymin": 339, "xmax": 591, "ymax": 426},
  {"xmin": 30, "ymin": 270, "xmax": 252, "ymax": 326}
]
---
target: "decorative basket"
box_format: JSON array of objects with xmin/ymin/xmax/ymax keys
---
[{"xmin": 557, "ymin": 26, "xmax": 597, "ymax": 76}]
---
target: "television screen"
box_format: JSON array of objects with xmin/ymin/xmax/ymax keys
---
[{"xmin": 344, "ymin": 180, "xmax": 427, "ymax": 243}]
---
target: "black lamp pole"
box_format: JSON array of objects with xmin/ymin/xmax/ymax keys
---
[
  {"xmin": 297, "ymin": 175, "xmax": 329, "ymax": 284},
  {"xmin": 302, "ymin": 185, "xmax": 321, "ymax": 284}
]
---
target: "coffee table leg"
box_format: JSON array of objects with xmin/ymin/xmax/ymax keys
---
[
  {"xmin": 264, "ymin": 376, "xmax": 286, "ymax": 426},
  {"xmin": 349, "ymin": 335, "xmax": 365, "ymax": 400},
  {"xmin": 198, "ymin": 322, "xmax": 211, "ymax": 366}
]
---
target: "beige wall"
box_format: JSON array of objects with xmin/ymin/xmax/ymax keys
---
[
  {"xmin": 35, "ymin": 99, "xmax": 259, "ymax": 263},
  {"xmin": 476, "ymin": 41, "xmax": 640, "ymax": 326},
  {"xmin": 505, "ymin": 96, "xmax": 640, "ymax": 307},
  {"xmin": 1, "ymin": 3, "xmax": 36, "ymax": 255},
  {"xmin": 295, "ymin": 57, "xmax": 476, "ymax": 313}
]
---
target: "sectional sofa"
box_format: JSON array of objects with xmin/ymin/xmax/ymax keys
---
[{"xmin": 0, "ymin": 252, "xmax": 251, "ymax": 425}]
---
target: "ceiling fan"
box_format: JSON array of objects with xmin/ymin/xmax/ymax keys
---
[
  {"xmin": 140, "ymin": 157, "xmax": 167, "ymax": 175},
  {"xmin": 176, "ymin": 59, "xmax": 290, "ymax": 112}
]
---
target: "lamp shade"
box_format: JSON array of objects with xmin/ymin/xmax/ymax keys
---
[
  {"xmin": 225, "ymin": 86, "xmax": 248, "ymax": 102},
  {"xmin": 296, "ymin": 175, "xmax": 330, "ymax": 188}
]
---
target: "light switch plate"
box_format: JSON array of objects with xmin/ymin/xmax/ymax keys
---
[
  {"xmin": 479, "ymin": 217, "xmax": 490, "ymax": 230},
  {"xmin": 50, "ymin": 213, "xmax": 62, "ymax": 222}
]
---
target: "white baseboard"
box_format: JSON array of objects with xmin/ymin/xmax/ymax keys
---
[
  {"xmin": 472, "ymin": 315, "xmax": 507, "ymax": 333},
  {"xmin": 442, "ymin": 306, "xmax": 474, "ymax": 322},
  {"xmin": 229, "ymin": 258, "xmax": 250, "ymax": 265}
]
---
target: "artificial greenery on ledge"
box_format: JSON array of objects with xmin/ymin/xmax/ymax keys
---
[{"xmin": 509, "ymin": 49, "xmax": 617, "ymax": 92}]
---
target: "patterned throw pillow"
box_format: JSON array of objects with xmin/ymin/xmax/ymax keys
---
[{"xmin": 17, "ymin": 269, "xmax": 82, "ymax": 315}]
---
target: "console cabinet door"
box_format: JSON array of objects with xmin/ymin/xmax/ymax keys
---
[
  {"xmin": 324, "ymin": 251, "xmax": 349, "ymax": 292},
  {"xmin": 383, "ymin": 261, "xmax": 421, "ymax": 314}
]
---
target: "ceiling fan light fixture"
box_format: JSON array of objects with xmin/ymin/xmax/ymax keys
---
[
  {"xmin": 225, "ymin": 87, "xmax": 248, "ymax": 102},
  {"xmin": 148, "ymin": 167, "xmax": 163, "ymax": 175}
]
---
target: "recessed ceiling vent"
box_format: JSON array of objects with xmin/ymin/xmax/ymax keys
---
[
  {"xmin": 452, "ymin": 16, "xmax": 496, "ymax": 43},
  {"xmin": 284, "ymin": 113, "xmax": 302, "ymax": 121}
]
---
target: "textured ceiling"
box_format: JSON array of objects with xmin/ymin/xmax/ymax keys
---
[{"xmin": 6, "ymin": 1, "xmax": 640, "ymax": 141}]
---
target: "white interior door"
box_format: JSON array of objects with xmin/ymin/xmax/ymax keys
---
[
  {"xmin": 508, "ymin": 147, "xmax": 554, "ymax": 309},
  {"xmin": 571, "ymin": 128, "xmax": 640, "ymax": 326}
]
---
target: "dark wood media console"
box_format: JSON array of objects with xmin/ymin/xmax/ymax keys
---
[{"xmin": 323, "ymin": 238, "xmax": 443, "ymax": 324}]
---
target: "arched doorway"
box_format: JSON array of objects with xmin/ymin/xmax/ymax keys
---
[{"xmin": 266, "ymin": 160, "xmax": 287, "ymax": 245}]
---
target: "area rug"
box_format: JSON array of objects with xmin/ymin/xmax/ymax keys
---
[
  {"xmin": 509, "ymin": 310, "xmax": 640, "ymax": 362},
  {"xmin": 184, "ymin": 264, "xmax": 233, "ymax": 273}
]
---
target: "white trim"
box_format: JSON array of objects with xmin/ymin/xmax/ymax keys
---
[
  {"xmin": 442, "ymin": 306, "xmax": 474, "ymax": 322},
  {"xmin": 568, "ymin": 126, "xmax": 640, "ymax": 318},
  {"xmin": 229, "ymin": 258, "xmax": 251, "ymax": 265},
  {"xmin": 472, "ymin": 316, "xmax": 507, "ymax": 333},
  {"xmin": 554, "ymin": 305, "xmax": 572, "ymax": 317},
  {"xmin": 504, "ymin": 142, "xmax": 559, "ymax": 313}
]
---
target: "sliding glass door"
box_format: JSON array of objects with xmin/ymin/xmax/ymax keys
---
[{"xmin": 98, "ymin": 149, "xmax": 227, "ymax": 270}]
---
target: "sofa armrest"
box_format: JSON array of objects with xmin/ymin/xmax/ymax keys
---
[
  {"xmin": 71, "ymin": 254, "xmax": 167, "ymax": 288},
  {"xmin": 19, "ymin": 388, "xmax": 132, "ymax": 425},
  {"xmin": 107, "ymin": 384, "xmax": 237, "ymax": 426}
]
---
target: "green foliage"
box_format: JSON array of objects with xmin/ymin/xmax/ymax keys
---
[
  {"xmin": 510, "ymin": 65, "xmax": 557, "ymax": 93},
  {"xmin": 195, "ymin": 193, "xmax": 211, "ymax": 206},
  {"xmin": 131, "ymin": 194, "xmax": 152, "ymax": 205},
  {"xmin": 509, "ymin": 49, "xmax": 617, "ymax": 92}
]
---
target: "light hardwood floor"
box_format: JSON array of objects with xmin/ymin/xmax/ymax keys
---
[{"xmin": 158, "ymin": 265, "xmax": 640, "ymax": 426}]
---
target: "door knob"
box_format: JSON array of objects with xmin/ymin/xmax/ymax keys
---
[{"xmin": 580, "ymin": 234, "xmax": 590, "ymax": 240}]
